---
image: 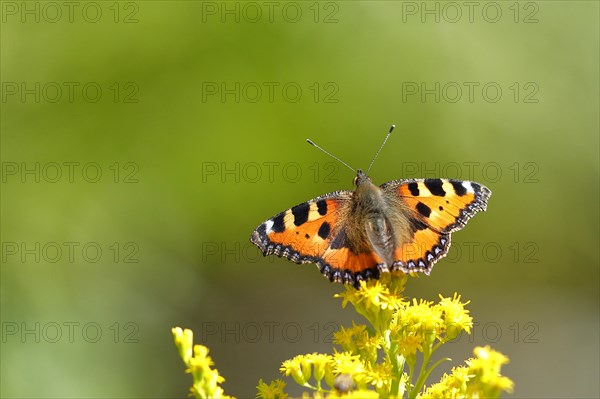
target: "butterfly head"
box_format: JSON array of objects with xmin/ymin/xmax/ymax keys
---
[{"xmin": 353, "ymin": 169, "xmax": 371, "ymax": 187}]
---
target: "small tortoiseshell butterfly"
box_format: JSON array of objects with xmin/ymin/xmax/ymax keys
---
[{"xmin": 250, "ymin": 126, "xmax": 491, "ymax": 287}]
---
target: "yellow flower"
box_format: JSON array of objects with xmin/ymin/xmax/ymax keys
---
[
  {"xmin": 336, "ymin": 280, "xmax": 405, "ymax": 312},
  {"xmin": 362, "ymin": 362, "xmax": 392, "ymax": 394},
  {"xmin": 172, "ymin": 327, "xmax": 234, "ymax": 399},
  {"xmin": 193, "ymin": 344, "xmax": 210, "ymax": 359},
  {"xmin": 172, "ymin": 327, "xmax": 194, "ymax": 364},
  {"xmin": 420, "ymin": 366, "xmax": 472, "ymax": 399},
  {"xmin": 358, "ymin": 333, "xmax": 383, "ymax": 365},
  {"xmin": 437, "ymin": 293, "xmax": 473, "ymax": 340},
  {"xmin": 332, "ymin": 351, "xmax": 365, "ymax": 375},
  {"xmin": 399, "ymin": 299, "xmax": 444, "ymax": 340},
  {"xmin": 417, "ymin": 381, "xmax": 448, "ymax": 399},
  {"xmin": 305, "ymin": 353, "xmax": 334, "ymax": 385},
  {"xmin": 445, "ymin": 365, "xmax": 471, "ymax": 392},
  {"xmin": 472, "ymin": 345, "xmax": 509, "ymax": 369},
  {"xmin": 256, "ymin": 379, "xmax": 288, "ymax": 399},
  {"xmin": 362, "ymin": 281, "xmax": 391, "ymax": 309},
  {"xmin": 333, "ymin": 323, "xmax": 366, "ymax": 353},
  {"xmin": 419, "ymin": 348, "xmax": 513, "ymax": 399},
  {"xmin": 467, "ymin": 346, "xmax": 514, "ymax": 397},
  {"xmin": 173, "ymin": 284, "xmax": 514, "ymax": 399},
  {"xmin": 398, "ymin": 334, "xmax": 423, "ymax": 358},
  {"xmin": 280, "ymin": 355, "xmax": 308, "ymax": 386},
  {"xmin": 188, "ymin": 346, "xmax": 217, "ymax": 379}
]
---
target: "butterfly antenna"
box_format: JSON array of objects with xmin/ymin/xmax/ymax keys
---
[
  {"xmin": 366, "ymin": 124, "xmax": 395, "ymax": 175},
  {"xmin": 306, "ymin": 139, "xmax": 356, "ymax": 173}
]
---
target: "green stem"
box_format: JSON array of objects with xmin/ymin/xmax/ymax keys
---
[
  {"xmin": 396, "ymin": 354, "xmax": 406, "ymax": 397},
  {"xmin": 408, "ymin": 353, "xmax": 429, "ymax": 399},
  {"xmin": 384, "ymin": 328, "xmax": 406, "ymax": 398},
  {"xmin": 389, "ymin": 347, "xmax": 404, "ymax": 397},
  {"xmin": 407, "ymin": 361, "xmax": 415, "ymax": 395},
  {"xmin": 384, "ymin": 329, "xmax": 397, "ymax": 396},
  {"xmin": 408, "ymin": 332, "xmax": 436, "ymax": 399},
  {"xmin": 420, "ymin": 357, "xmax": 451, "ymax": 385}
]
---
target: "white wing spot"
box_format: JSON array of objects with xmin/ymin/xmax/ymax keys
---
[
  {"xmin": 265, "ymin": 220, "xmax": 274, "ymax": 234},
  {"xmin": 463, "ymin": 181, "xmax": 475, "ymax": 193}
]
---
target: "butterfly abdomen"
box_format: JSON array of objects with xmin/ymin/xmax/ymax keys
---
[{"xmin": 365, "ymin": 214, "xmax": 396, "ymax": 266}]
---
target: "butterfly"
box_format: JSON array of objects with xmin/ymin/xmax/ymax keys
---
[{"xmin": 250, "ymin": 126, "xmax": 491, "ymax": 287}]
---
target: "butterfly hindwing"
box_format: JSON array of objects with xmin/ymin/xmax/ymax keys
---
[
  {"xmin": 381, "ymin": 178, "xmax": 491, "ymax": 274},
  {"xmin": 319, "ymin": 237, "xmax": 384, "ymax": 284},
  {"xmin": 391, "ymin": 222, "xmax": 451, "ymax": 275}
]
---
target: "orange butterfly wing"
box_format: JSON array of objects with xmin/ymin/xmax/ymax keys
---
[
  {"xmin": 251, "ymin": 178, "xmax": 491, "ymax": 285},
  {"xmin": 250, "ymin": 191, "xmax": 384, "ymax": 284},
  {"xmin": 381, "ymin": 178, "xmax": 491, "ymax": 274}
]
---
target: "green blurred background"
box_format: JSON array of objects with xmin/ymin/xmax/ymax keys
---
[{"xmin": 1, "ymin": 1, "xmax": 598, "ymax": 398}]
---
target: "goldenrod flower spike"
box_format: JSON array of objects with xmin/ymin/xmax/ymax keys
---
[
  {"xmin": 171, "ymin": 326, "xmax": 235, "ymax": 399},
  {"xmin": 172, "ymin": 275, "xmax": 513, "ymax": 398},
  {"xmin": 172, "ymin": 327, "xmax": 194, "ymax": 365}
]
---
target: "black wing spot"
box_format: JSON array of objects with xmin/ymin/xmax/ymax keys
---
[
  {"xmin": 305, "ymin": 233, "xmax": 310, "ymax": 239},
  {"xmin": 425, "ymin": 179, "xmax": 446, "ymax": 196},
  {"xmin": 416, "ymin": 202, "xmax": 432, "ymax": 218},
  {"xmin": 272, "ymin": 214, "xmax": 286, "ymax": 232},
  {"xmin": 408, "ymin": 182, "xmax": 420, "ymax": 196},
  {"xmin": 317, "ymin": 222, "xmax": 331, "ymax": 240},
  {"xmin": 450, "ymin": 180, "xmax": 467, "ymax": 196},
  {"xmin": 316, "ymin": 199, "xmax": 328, "ymax": 215},
  {"xmin": 292, "ymin": 202, "xmax": 310, "ymax": 226}
]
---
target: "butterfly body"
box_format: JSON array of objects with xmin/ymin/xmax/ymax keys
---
[
  {"xmin": 251, "ymin": 167, "xmax": 491, "ymax": 287},
  {"xmin": 344, "ymin": 170, "xmax": 406, "ymax": 268}
]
